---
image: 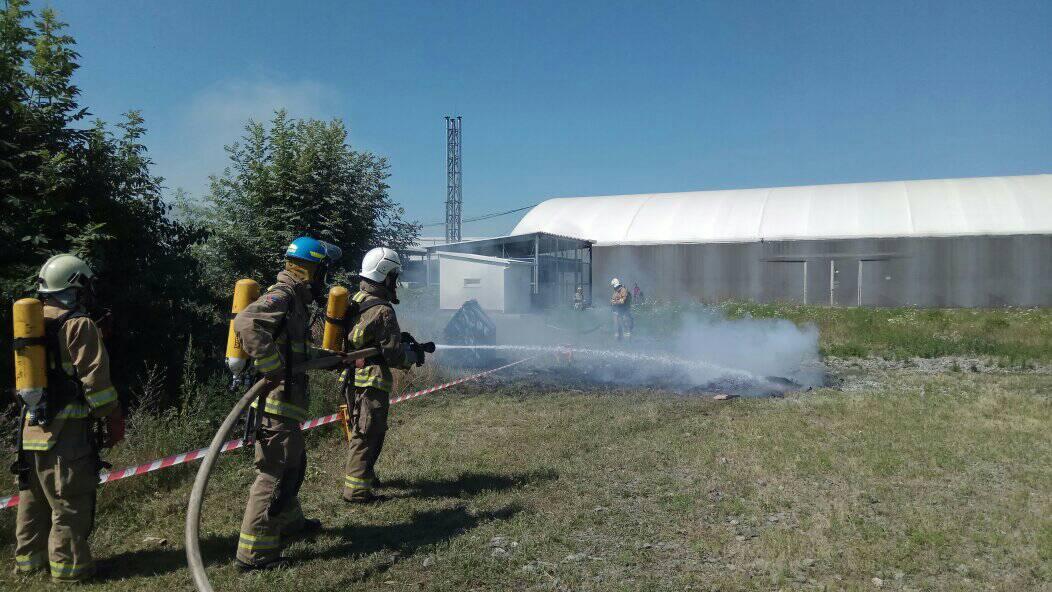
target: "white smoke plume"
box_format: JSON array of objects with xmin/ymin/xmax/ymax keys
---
[{"xmin": 431, "ymin": 305, "xmax": 825, "ymax": 397}]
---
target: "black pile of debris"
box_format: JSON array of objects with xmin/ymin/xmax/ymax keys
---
[{"xmin": 442, "ymin": 300, "xmax": 497, "ymax": 368}]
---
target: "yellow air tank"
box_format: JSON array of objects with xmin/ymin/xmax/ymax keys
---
[
  {"xmin": 322, "ymin": 285, "xmax": 350, "ymax": 352},
  {"xmin": 13, "ymin": 298, "xmax": 47, "ymax": 412},
  {"xmin": 225, "ymin": 279, "xmax": 259, "ymax": 374}
]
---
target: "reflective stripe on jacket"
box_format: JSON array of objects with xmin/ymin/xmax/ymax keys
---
[{"xmin": 347, "ymin": 281, "xmax": 406, "ymax": 394}]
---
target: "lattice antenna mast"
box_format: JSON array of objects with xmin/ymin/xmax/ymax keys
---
[{"xmin": 445, "ymin": 116, "xmax": 463, "ymax": 243}]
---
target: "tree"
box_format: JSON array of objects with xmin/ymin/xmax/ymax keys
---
[
  {"xmin": 0, "ymin": 3, "xmax": 206, "ymax": 403},
  {"xmin": 189, "ymin": 110, "xmax": 419, "ymax": 304},
  {"xmin": 0, "ymin": 3, "xmax": 418, "ymax": 406}
]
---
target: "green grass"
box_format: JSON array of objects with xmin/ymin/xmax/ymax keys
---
[
  {"xmin": 623, "ymin": 301, "xmax": 1052, "ymax": 362},
  {"xmin": 2, "ymin": 369, "xmax": 1049, "ymax": 591}
]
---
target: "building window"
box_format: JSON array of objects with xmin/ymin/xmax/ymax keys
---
[{"xmin": 464, "ymin": 278, "xmax": 481, "ymax": 287}]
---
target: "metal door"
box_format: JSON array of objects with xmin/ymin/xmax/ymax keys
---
[{"xmin": 858, "ymin": 259, "xmax": 896, "ymax": 306}]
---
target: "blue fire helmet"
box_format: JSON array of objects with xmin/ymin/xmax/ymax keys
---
[{"xmin": 285, "ymin": 237, "xmax": 342, "ymax": 264}]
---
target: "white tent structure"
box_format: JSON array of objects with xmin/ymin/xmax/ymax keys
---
[
  {"xmin": 512, "ymin": 174, "xmax": 1052, "ymax": 307},
  {"xmin": 513, "ymin": 175, "xmax": 1052, "ymax": 245}
]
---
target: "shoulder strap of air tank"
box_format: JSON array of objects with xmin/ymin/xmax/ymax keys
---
[
  {"xmin": 265, "ymin": 283, "xmax": 296, "ymax": 338},
  {"xmin": 348, "ymin": 292, "xmax": 390, "ymax": 320},
  {"xmin": 42, "ymin": 310, "xmax": 90, "ymax": 412},
  {"xmin": 356, "ymin": 299, "xmax": 390, "ymax": 316},
  {"xmin": 43, "ymin": 310, "xmax": 89, "ymax": 370},
  {"xmin": 266, "ymin": 283, "xmax": 300, "ymax": 385},
  {"xmin": 11, "ymin": 336, "xmax": 45, "ymax": 350}
]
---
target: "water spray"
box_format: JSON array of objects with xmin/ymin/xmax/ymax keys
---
[
  {"xmin": 434, "ymin": 343, "xmax": 820, "ymax": 396},
  {"xmin": 436, "ymin": 344, "xmax": 757, "ymax": 379}
]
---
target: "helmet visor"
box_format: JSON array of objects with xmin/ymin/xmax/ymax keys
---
[{"xmin": 318, "ymin": 241, "xmax": 342, "ymax": 262}]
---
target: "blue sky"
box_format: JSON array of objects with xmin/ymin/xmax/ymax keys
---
[{"xmin": 37, "ymin": 0, "xmax": 1052, "ymax": 236}]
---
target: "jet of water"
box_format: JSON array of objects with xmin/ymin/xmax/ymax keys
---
[{"xmin": 436, "ymin": 344, "xmax": 770, "ymax": 385}]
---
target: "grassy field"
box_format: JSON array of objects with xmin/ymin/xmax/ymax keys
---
[{"xmin": 1, "ymin": 365, "xmax": 1049, "ymax": 591}]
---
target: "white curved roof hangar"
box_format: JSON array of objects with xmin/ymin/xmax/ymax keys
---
[{"xmin": 511, "ymin": 174, "xmax": 1052, "ymax": 245}]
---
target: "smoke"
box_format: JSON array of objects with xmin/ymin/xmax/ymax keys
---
[
  {"xmin": 670, "ymin": 310, "xmax": 823, "ymax": 390},
  {"xmin": 559, "ymin": 309, "xmax": 824, "ymax": 396},
  {"xmin": 431, "ymin": 305, "xmax": 825, "ymax": 397}
]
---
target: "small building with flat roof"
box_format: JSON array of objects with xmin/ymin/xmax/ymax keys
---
[{"xmin": 425, "ymin": 232, "xmax": 594, "ymax": 310}]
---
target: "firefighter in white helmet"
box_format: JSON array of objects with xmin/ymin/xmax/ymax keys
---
[
  {"xmin": 340, "ymin": 247, "xmax": 423, "ymax": 502},
  {"xmin": 610, "ymin": 277, "xmax": 633, "ymax": 341},
  {"xmin": 14, "ymin": 254, "xmax": 123, "ymax": 582}
]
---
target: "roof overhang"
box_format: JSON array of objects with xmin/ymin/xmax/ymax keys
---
[
  {"xmin": 424, "ymin": 232, "xmax": 593, "ymax": 257},
  {"xmin": 433, "ymin": 251, "xmax": 534, "ymax": 266}
]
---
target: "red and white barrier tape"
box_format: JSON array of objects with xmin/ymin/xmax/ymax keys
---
[
  {"xmin": 0, "ymin": 356, "xmax": 535, "ymax": 510},
  {"xmin": 390, "ymin": 356, "xmax": 535, "ymax": 404}
]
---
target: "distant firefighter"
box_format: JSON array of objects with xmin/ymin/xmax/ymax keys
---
[
  {"xmin": 573, "ymin": 286, "xmax": 585, "ymax": 311},
  {"xmin": 632, "ymin": 283, "xmax": 644, "ymax": 305},
  {"xmin": 610, "ymin": 278, "xmax": 633, "ymax": 341}
]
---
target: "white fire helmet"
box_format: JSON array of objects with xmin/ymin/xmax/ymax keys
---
[
  {"xmin": 611, "ymin": 278, "xmax": 621, "ymax": 288},
  {"xmin": 38, "ymin": 254, "xmax": 94, "ymax": 293},
  {"xmin": 360, "ymin": 247, "xmax": 402, "ymax": 283}
]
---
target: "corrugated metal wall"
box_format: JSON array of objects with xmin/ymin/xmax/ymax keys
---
[{"xmin": 593, "ymin": 234, "xmax": 1052, "ymax": 307}]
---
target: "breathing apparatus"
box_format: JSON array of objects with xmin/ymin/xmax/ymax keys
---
[
  {"xmin": 225, "ymin": 279, "xmax": 260, "ymax": 384},
  {"xmin": 12, "ymin": 255, "xmax": 99, "ymax": 426},
  {"xmin": 12, "ymin": 298, "xmax": 47, "ymax": 425}
]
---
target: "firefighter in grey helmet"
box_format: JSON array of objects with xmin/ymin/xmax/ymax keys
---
[{"xmin": 14, "ymin": 254, "xmax": 124, "ymax": 582}]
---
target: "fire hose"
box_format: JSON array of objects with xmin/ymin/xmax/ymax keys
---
[
  {"xmin": 185, "ymin": 351, "xmax": 537, "ymax": 592},
  {"xmin": 185, "ymin": 350, "xmax": 374, "ymax": 592}
]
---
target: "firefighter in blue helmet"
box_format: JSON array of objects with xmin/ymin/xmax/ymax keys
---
[{"xmin": 232, "ymin": 236, "xmax": 341, "ymax": 570}]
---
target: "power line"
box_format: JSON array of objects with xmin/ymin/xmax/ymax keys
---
[{"xmin": 419, "ymin": 203, "xmax": 538, "ymax": 228}]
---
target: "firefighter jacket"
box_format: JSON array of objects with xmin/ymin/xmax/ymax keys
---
[
  {"xmin": 346, "ymin": 280, "xmax": 407, "ymax": 393},
  {"xmin": 234, "ymin": 270, "xmax": 317, "ymax": 423},
  {"xmin": 21, "ymin": 304, "xmax": 118, "ymax": 452},
  {"xmin": 611, "ymin": 285, "xmax": 631, "ymax": 309}
]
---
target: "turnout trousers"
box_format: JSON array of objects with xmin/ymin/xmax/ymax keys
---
[
  {"xmin": 14, "ymin": 420, "xmax": 98, "ymax": 582},
  {"xmin": 236, "ymin": 416, "xmax": 307, "ymax": 565},
  {"xmin": 613, "ymin": 309, "xmax": 634, "ymax": 340},
  {"xmin": 343, "ymin": 387, "xmax": 389, "ymax": 500}
]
